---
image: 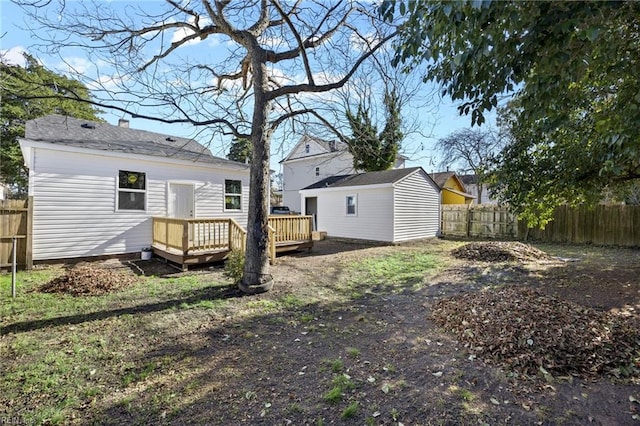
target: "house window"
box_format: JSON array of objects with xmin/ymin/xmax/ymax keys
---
[
  {"xmin": 305, "ymin": 143, "xmax": 310, "ymax": 154},
  {"xmin": 224, "ymin": 179, "xmax": 242, "ymax": 210},
  {"xmin": 346, "ymin": 195, "xmax": 357, "ymax": 216},
  {"xmin": 117, "ymin": 170, "xmax": 146, "ymax": 211},
  {"xmin": 315, "ymin": 167, "xmax": 320, "ymax": 176}
]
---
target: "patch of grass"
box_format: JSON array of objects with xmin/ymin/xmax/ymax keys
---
[
  {"xmin": 300, "ymin": 313, "xmax": 315, "ymax": 323},
  {"xmin": 179, "ymin": 299, "xmax": 223, "ymax": 310},
  {"xmin": 346, "ymin": 347, "xmax": 360, "ymax": 358},
  {"xmin": 324, "ymin": 374, "xmax": 355, "ymax": 404},
  {"xmin": 348, "ymin": 250, "xmax": 440, "ymax": 289},
  {"xmin": 341, "ymin": 401, "xmax": 359, "ymax": 419},
  {"xmin": 280, "ymin": 294, "xmax": 305, "ymax": 308},
  {"xmin": 324, "ymin": 385, "xmax": 343, "ymax": 403},
  {"xmin": 245, "ymin": 299, "xmax": 279, "ymax": 311},
  {"xmin": 450, "ymin": 385, "xmax": 475, "ymax": 402},
  {"xmin": 122, "ymin": 361, "xmax": 157, "ymax": 387}
]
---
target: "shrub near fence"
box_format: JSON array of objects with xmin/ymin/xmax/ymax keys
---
[
  {"xmin": 441, "ymin": 204, "xmax": 640, "ymax": 247},
  {"xmin": 0, "ymin": 198, "xmax": 33, "ymax": 269}
]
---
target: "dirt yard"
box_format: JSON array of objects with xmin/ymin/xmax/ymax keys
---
[{"xmin": 2, "ymin": 238, "xmax": 639, "ymax": 425}]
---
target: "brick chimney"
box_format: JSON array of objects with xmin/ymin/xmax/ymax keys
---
[{"xmin": 118, "ymin": 118, "xmax": 129, "ymax": 128}]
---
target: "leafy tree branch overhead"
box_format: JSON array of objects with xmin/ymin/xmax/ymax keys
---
[
  {"xmin": 383, "ymin": 0, "xmax": 640, "ymax": 225},
  {"xmin": 16, "ymin": 0, "xmax": 396, "ymax": 293}
]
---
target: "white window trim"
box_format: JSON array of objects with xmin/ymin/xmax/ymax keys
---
[
  {"xmin": 224, "ymin": 179, "xmax": 243, "ymax": 212},
  {"xmin": 346, "ymin": 194, "xmax": 357, "ymax": 216},
  {"xmin": 116, "ymin": 170, "xmax": 147, "ymax": 212}
]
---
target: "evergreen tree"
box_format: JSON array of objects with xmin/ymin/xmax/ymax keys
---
[
  {"xmin": 346, "ymin": 90, "xmax": 403, "ymax": 172},
  {"xmin": 227, "ymin": 137, "xmax": 251, "ymax": 163},
  {"xmin": 1, "ymin": 54, "xmax": 102, "ymax": 197}
]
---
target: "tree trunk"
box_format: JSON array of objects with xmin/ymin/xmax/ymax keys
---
[
  {"xmin": 239, "ymin": 51, "xmax": 273, "ymax": 294},
  {"xmin": 477, "ymin": 183, "xmax": 483, "ymax": 204}
]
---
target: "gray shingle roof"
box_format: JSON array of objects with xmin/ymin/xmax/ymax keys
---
[
  {"xmin": 23, "ymin": 114, "xmax": 248, "ymax": 168},
  {"xmin": 302, "ymin": 167, "xmax": 425, "ymax": 190},
  {"xmin": 430, "ymin": 171, "xmax": 456, "ymax": 188}
]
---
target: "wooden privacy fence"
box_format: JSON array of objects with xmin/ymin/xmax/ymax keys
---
[
  {"xmin": 441, "ymin": 205, "xmax": 518, "ymax": 239},
  {"xmin": 0, "ymin": 198, "xmax": 33, "ymax": 269},
  {"xmin": 441, "ymin": 204, "xmax": 640, "ymax": 247},
  {"xmin": 524, "ymin": 204, "xmax": 640, "ymax": 246}
]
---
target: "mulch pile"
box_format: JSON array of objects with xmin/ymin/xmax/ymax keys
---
[
  {"xmin": 37, "ymin": 265, "xmax": 139, "ymax": 296},
  {"xmin": 432, "ymin": 287, "xmax": 640, "ymax": 379},
  {"xmin": 451, "ymin": 241, "xmax": 552, "ymax": 262}
]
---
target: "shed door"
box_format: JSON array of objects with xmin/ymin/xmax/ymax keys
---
[{"xmin": 169, "ymin": 183, "xmax": 194, "ymax": 218}]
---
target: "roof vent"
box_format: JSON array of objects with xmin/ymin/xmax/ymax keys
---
[
  {"xmin": 165, "ymin": 137, "xmax": 176, "ymax": 142},
  {"xmin": 81, "ymin": 123, "xmax": 96, "ymax": 129}
]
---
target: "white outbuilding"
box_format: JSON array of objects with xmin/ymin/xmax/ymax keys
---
[{"xmin": 299, "ymin": 167, "xmax": 440, "ymax": 243}]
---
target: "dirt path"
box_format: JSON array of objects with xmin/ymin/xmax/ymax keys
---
[{"xmin": 117, "ymin": 239, "xmax": 640, "ymax": 425}]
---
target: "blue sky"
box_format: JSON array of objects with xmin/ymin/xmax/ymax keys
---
[{"xmin": 0, "ymin": 1, "xmax": 490, "ymax": 174}]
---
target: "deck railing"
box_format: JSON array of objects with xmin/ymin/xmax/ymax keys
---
[
  {"xmin": 153, "ymin": 216, "xmax": 312, "ymax": 263},
  {"xmin": 268, "ymin": 215, "xmax": 313, "ymax": 243}
]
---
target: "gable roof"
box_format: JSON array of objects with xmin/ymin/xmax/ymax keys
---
[
  {"xmin": 23, "ymin": 114, "xmax": 247, "ymax": 168},
  {"xmin": 281, "ymin": 134, "xmax": 347, "ymax": 162},
  {"xmin": 430, "ymin": 171, "xmax": 456, "ymax": 188},
  {"xmin": 458, "ymin": 174, "xmax": 478, "ymax": 185},
  {"xmin": 302, "ymin": 167, "xmax": 432, "ymax": 190}
]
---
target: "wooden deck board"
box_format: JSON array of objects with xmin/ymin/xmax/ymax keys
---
[{"xmin": 152, "ymin": 244, "xmax": 230, "ymax": 270}]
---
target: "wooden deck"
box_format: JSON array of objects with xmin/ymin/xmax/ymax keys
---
[{"xmin": 151, "ymin": 216, "xmax": 313, "ymax": 269}]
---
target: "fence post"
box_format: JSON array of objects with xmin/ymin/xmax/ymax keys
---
[
  {"xmin": 11, "ymin": 236, "xmax": 17, "ymax": 297},
  {"xmin": 182, "ymin": 221, "xmax": 189, "ymax": 255},
  {"xmin": 25, "ymin": 196, "xmax": 33, "ymax": 269}
]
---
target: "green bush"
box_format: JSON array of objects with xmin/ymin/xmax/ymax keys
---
[{"xmin": 223, "ymin": 250, "xmax": 245, "ymax": 284}]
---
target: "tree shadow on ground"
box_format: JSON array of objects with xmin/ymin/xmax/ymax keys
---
[{"xmin": 3, "ymin": 283, "xmax": 244, "ymax": 334}]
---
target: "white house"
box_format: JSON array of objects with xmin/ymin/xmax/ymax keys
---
[
  {"xmin": 458, "ymin": 174, "xmax": 498, "ymax": 204},
  {"xmin": 280, "ymin": 135, "xmax": 405, "ymax": 212},
  {"xmin": 299, "ymin": 167, "xmax": 440, "ymax": 243},
  {"xmin": 19, "ymin": 114, "xmax": 250, "ymax": 262}
]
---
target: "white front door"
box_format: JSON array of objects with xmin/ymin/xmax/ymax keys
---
[{"xmin": 169, "ymin": 183, "xmax": 194, "ymax": 218}]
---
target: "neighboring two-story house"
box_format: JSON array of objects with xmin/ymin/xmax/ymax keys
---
[{"xmin": 280, "ymin": 135, "xmax": 405, "ymax": 212}]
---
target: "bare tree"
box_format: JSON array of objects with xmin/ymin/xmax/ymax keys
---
[
  {"xmin": 436, "ymin": 128, "xmax": 503, "ymax": 204},
  {"xmin": 16, "ymin": 0, "xmax": 395, "ymax": 293}
]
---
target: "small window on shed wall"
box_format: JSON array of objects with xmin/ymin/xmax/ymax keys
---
[
  {"xmin": 117, "ymin": 170, "xmax": 146, "ymax": 211},
  {"xmin": 346, "ymin": 195, "xmax": 357, "ymax": 216},
  {"xmin": 305, "ymin": 143, "xmax": 310, "ymax": 154},
  {"xmin": 315, "ymin": 167, "xmax": 320, "ymax": 176}
]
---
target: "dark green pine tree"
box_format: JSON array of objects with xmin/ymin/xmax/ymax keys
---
[
  {"xmin": 227, "ymin": 137, "xmax": 252, "ymax": 163},
  {"xmin": 1, "ymin": 54, "xmax": 102, "ymax": 197},
  {"xmin": 346, "ymin": 89, "xmax": 403, "ymax": 172}
]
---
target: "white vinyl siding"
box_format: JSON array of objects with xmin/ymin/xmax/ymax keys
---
[
  {"xmin": 30, "ymin": 148, "xmax": 249, "ymax": 261},
  {"xmin": 282, "ymin": 151, "xmax": 355, "ymax": 212},
  {"xmin": 313, "ymin": 187, "xmax": 394, "ymax": 242},
  {"xmin": 300, "ymin": 169, "xmax": 440, "ymax": 243},
  {"xmin": 393, "ymin": 171, "xmax": 440, "ymax": 241}
]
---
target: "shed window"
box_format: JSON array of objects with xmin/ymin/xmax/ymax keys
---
[
  {"xmin": 305, "ymin": 143, "xmax": 310, "ymax": 154},
  {"xmin": 346, "ymin": 195, "xmax": 357, "ymax": 216},
  {"xmin": 315, "ymin": 167, "xmax": 320, "ymax": 176},
  {"xmin": 225, "ymin": 179, "xmax": 242, "ymax": 210},
  {"xmin": 117, "ymin": 170, "xmax": 146, "ymax": 211}
]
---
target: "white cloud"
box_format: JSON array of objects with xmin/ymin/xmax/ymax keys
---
[
  {"xmin": 57, "ymin": 56, "xmax": 93, "ymax": 74},
  {"xmin": 170, "ymin": 16, "xmax": 212, "ymax": 47},
  {"xmin": 86, "ymin": 74, "xmax": 128, "ymax": 92},
  {"xmin": 0, "ymin": 46, "xmax": 28, "ymax": 66}
]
